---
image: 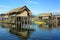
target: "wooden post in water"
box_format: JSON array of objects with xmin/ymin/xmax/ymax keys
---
[
  {"xmin": 22, "ymin": 17, "xmax": 24, "ymax": 31},
  {"xmin": 23, "ymin": 17, "xmax": 25, "ymax": 31},
  {"xmin": 17, "ymin": 17, "xmax": 18, "ymax": 31},
  {"xmin": 27, "ymin": 17, "xmax": 28, "ymax": 31},
  {"xmin": 28, "ymin": 17, "xmax": 29, "ymax": 31},
  {"xmin": 15, "ymin": 14, "xmax": 17, "ymax": 32},
  {"xmin": 21, "ymin": 17, "xmax": 22, "ymax": 32},
  {"xmin": 18, "ymin": 17, "xmax": 19, "ymax": 32}
]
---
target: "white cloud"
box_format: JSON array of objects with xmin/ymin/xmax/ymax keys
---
[
  {"xmin": 0, "ymin": 6, "xmax": 9, "ymax": 8},
  {"xmin": 54, "ymin": 10, "xmax": 60, "ymax": 13},
  {"xmin": 0, "ymin": 9, "xmax": 7, "ymax": 14},
  {"xmin": 31, "ymin": 9, "xmax": 41, "ymax": 16},
  {"xmin": 52, "ymin": 9, "xmax": 60, "ymax": 12},
  {"xmin": 51, "ymin": 9, "xmax": 60, "ymax": 15},
  {"xmin": 0, "ymin": 6, "xmax": 11, "ymax": 14},
  {"xmin": 25, "ymin": 0, "xmax": 40, "ymax": 4}
]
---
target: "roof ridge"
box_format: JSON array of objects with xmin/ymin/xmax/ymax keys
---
[{"xmin": 7, "ymin": 5, "xmax": 27, "ymax": 13}]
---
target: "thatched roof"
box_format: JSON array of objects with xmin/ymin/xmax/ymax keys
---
[
  {"xmin": 7, "ymin": 6, "xmax": 32, "ymax": 14},
  {"xmin": 39, "ymin": 13, "xmax": 52, "ymax": 17},
  {"xmin": 7, "ymin": 6, "xmax": 34, "ymax": 17}
]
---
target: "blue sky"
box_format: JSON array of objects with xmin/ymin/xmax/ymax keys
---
[{"xmin": 0, "ymin": 0, "xmax": 60, "ymax": 16}]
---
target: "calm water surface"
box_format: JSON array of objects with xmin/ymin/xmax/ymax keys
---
[
  {"xmin": 0, "ymin": 24, "xmax": 60, "ymax": 40},
  {"xmin": 0, "ymin": 26, "xmax": 20, "ymax": 40},
  {"xmin": 28, "ymin": 24, "xmax": 60, "ymax": 40}
]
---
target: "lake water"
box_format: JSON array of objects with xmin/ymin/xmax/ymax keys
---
[
  {"xmin": 28, "ymin": 24, "xmax": 60, "ymax": 40},
  {"xmin": 0, "ymin": 27, "xmax": 20, "ymax": 40},
  {"xmin": 0, "ymin": 24, "xmax": 60, "ymax": 40}
]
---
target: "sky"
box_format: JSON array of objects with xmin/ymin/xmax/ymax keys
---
[{"xmin": 0, "ymin": 0, "xmax": 60, "ymax": 16}]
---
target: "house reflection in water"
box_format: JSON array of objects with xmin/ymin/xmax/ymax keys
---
[
  {"xmin": 38, "ymin": 24, "xmax": 52, "ymax": 31},
  {"xmin": 38, "ymin": 13, "xmax": 60, "ymax": 31}
]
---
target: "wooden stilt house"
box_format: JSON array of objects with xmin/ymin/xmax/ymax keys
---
[{"xmin": 7, "ymin": 6, "xmax": 34, "ymax": 32}]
